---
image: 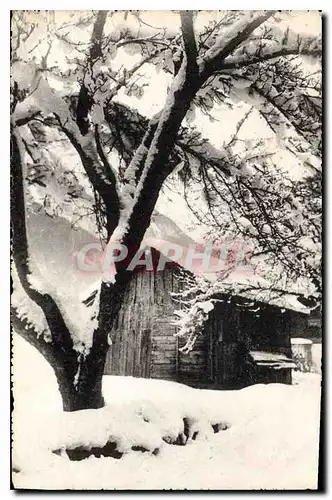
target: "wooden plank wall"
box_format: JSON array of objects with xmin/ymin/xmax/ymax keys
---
[
  {"xmin": 177, "ymin": 334, "xmax": 210, "ymax": 386},
  {"xmin": 149, "ymin": 268, "xmax": 178, "ymax": 380},
  {"xmin": 104, "ymin": 267, "xmax": 156, "ymax": 377},
  {"xmin": 104, "ymin": 265, "xmax": 213, "ymax": 384},
  {"xmin": 105, "ymin": 266, "xmax": 185, "ymax": 380},
  {"xmin": 104, "ymin": 265, "xmax": 295, "ymax": 388}
]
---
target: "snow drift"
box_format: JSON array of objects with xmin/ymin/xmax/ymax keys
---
[{"xmin": 12, "ymin": 334, "xmax": 321, "ymax": 490}]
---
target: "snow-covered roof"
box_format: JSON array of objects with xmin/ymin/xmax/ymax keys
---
[
  {"xmin": 143, "ymin": 245, "xmax": 310, "ymax": 314},
  {"xmin": 145, "ymin": 216, "xmax": 312, "ymax": 314},
  {"xmin": 291, "ymin": 338, "xmax": 313, "ymax": 345},
  {"xmin": 80, "ymin": 257, "xmax": 310, "ymax": 316},
  {"xmin": 249, "ymin": 351, "xmax": 296, "ymax": 370},
  {"xmin": 79, "ymin": 213, "xmax": 311, "ymax": 315},
  {"xmin": 215, "ymin": 269, "xmax": 311, "ymax": 314}
]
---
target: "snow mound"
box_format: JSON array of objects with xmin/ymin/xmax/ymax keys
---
[{"xmin": 51, "ymin": 403, "xmax": 163, "ymax": 455}]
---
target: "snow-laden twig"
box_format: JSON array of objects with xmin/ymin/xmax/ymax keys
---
[
  {"xmin": 199, "ymin": 11, "xmax": 275, "ymax": 74},
  {"xmin": 222, "ymin": 26, "xmax": 321, "ymax": 70}
]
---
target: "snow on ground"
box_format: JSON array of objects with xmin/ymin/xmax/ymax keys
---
[
  {"xmin": 312, "ymin": 343, "xmax": 322, "ymax": 375},
  {"xmin": 12, "ymin": 334, "xmax": 321, "ymax": 490}
]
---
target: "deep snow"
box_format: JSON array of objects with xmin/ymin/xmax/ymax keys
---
[{"xmin": 12, "ymin": 334, "xmax": 321, "ymax": 490}]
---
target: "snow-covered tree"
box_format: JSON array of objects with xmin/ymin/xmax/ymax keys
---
[{"xmin": 11, "ymin": 10, "xmax": 321, "ymax": 411}]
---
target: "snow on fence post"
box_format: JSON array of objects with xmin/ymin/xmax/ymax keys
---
[{"xmin": 291, "ymin": 338, "xmax": 313, "ymax": 373}]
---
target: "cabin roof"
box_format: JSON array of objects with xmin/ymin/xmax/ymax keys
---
[
  {"xmin": 80, "ymin": 243, "xmax": 310, "ymax": 314},
  {"xmin": 139, "ymin": 236, "xmax": 313, "ymax": 314},
  {"xmin": 145, "ymin": 242, "xmax": 311, "ymax": 314},
  {"xmin": 213, "ymin": 269, "xmax": 311, "ymax": 314}
]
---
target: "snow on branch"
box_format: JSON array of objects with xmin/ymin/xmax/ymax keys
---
[
  {"xmin": 174, "ymin": 299, "xmax": 215, "ymax": 354},
  {"xmin": 11, "ymin": 305, "xmax": 57, "ymax": 369},
  {"xmin": 112, "ymin": 42, "xmax": 204, "ymax": 254},
  {"xmin": 104, "ymin": 101, "xmax": 234, "ymax": 187},
  {"xmin": 122, "ymin": 113, "xmax": 161, "ymax": 197},
  {"xmin": 223, "ymin": 45, "xmax": 321, "ymax": 70},
  {"xmin": 11, "ymin": 277, "xmax": 51, "ymax": 345},
  {"xmin": 11, "ymin": 11, "xmax": 37, "ymax": 59},
  {"xmin": 199, "ymin": 11, "xmax": 275, "ymax": 75},
  {"xmin": 172, "ymin": 272, "xmax": 223, "ymax": 354},
  {"xmin": 237, "ymin": 83, "xmax": 321, "ymax": 170},
  {"xmin": 11, "ymin": 59, "xmax": 83, "ymax": 142},
  {"xmin": 76, "ymin": 11, "xmax": 108, "ymax": 135},
  {"xmin": 12, "ymin": 101, "xmax": 41, "ymax": 127},
  {"xmin": 53, "ymin": 10, "xmax": 122, "ymax": 237},
  {"xmin": 180, "ymin": 117, "xmax": 321, "ymax": 299},
  {"xmin": 177, "ymin": 129, "xmax": 233, "ymax": 177},
  {"xmin": 222, "ymin": 25, "xmax": 321, "ymax": 69},
  {"xmin": 11, "ymin": 126, "xmax": 75, "ymax": 352},
  {"xmin": 58, "ymin": 125, "xmax": 121, "ymax": 238}
]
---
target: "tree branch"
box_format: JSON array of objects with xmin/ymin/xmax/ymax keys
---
[
  {"xmin": 14, "ymin": 110, "xmax": 41, "ymax": 127},
  {"xmin": 11, "ymin": 305, "xmax": 60, "ymax": 373},
  {"xmin": 103, "ymin": 100, "xmax": 235, "ymax": 185},
  {"xmin": 116, "ymin": 56, "xmax": 203, "ymax": 265},
  {"xmin": 178, "ymin": 140, "xmax": 231, "ymax": 177},
  {"xmin": 222, "ymin": 47, "xmax": 321, "ymax": 70},
  {"xmin": 180, "ymin": 11, "xmax": 198, "ymax": 71},
  {"xmin": 250, "ymin": 83, "xmax": 321, "ymax": 164},
  {"xmin": 76, "ymin": 10, "xmax": 108, "ymax": 135},
  {"xmin": 122, "ymin": 112, "xmax": 161, "ymax": 190},
  {"xmin": 200, "ymin": 11, "xmax": 276, "ymax": 76},
  {"xmin": 57, "ymin": 123, "xmax": 121, "ymax": 237},
  {"xmin": 11, "ymin": 304, "xmax": 81, "ymax": 411},
  {"xmin": 90, "ymin": 10, "xmax": 108, "ymax": 60},
  {"xmin": 10, "ymin": 126, "xmax": 75, "ymax": 350}
]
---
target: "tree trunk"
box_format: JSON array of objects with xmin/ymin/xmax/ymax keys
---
[
  {"xmin": 58, "ymin": 276, "xmax": 130, "ymax": 411},
  {"xmin": 12, "ymin": 271, "xmax": 130, "ymax": 412},
  {"xmin": 53, "ymin": 349, "xmax": 106, "ymax": 412}
]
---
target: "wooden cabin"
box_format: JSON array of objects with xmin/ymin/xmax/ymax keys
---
[{"xmin": 84, "ymin": 248, "xmax": 308, "ymax": 390}]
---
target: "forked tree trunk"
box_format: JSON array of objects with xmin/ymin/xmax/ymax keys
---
[
  {"xmin": 57, "ymin": 276, "xmax": 129, "ymax": 411},
  {"xmin": 55, "ymin": 350, "xmax": 107, "ymax": 411},
  {"xmin": 12, "ymin": 275, "xmax": 129, "ymax": 412},
  {"xmin": 14, "ymin": 324, "xmax": 108, "ymax": 413}
]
